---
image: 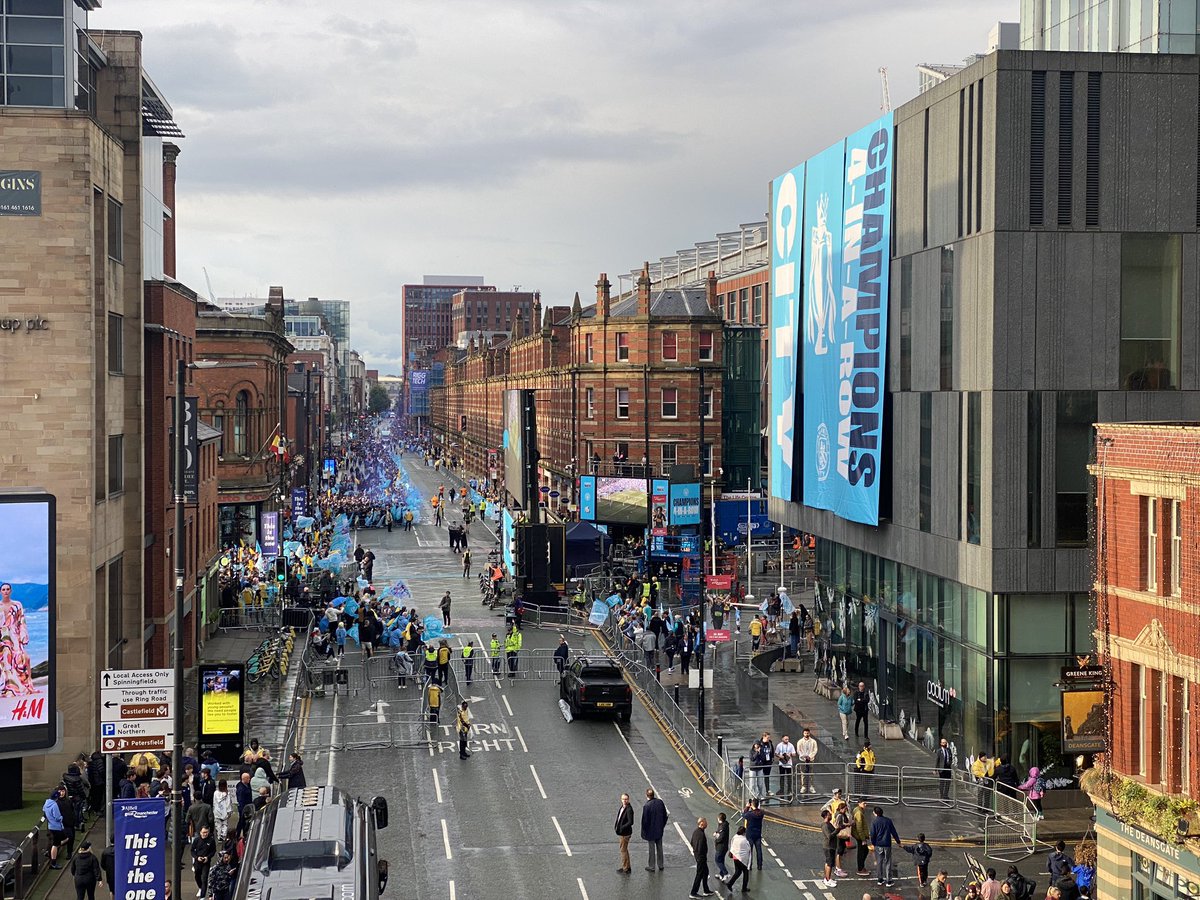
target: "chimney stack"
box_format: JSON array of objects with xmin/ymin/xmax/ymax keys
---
[
  {"xmin": 532, "ymin": 292, "xmax": 542, "ymax": 331},
  {"xmin": 637, "ymin": 262, "xmax": 652, "ymax": 317},
  {"xmin": 162, "ymin": 142, "xmax": 180, "ymax": 278},
  {"xmin": 705, "ymin": 270, "xmax": 719, "ymax": 315},
  {"xmin": 596, "ymin": 273, "xmax": 611, "ymax": 318}
]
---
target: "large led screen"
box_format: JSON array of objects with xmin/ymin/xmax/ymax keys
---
[{"xmin": 595, "ymin": 477, "xmax": 649, "ymax": 525}]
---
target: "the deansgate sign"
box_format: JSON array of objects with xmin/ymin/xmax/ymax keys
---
[{"xmin": 0, "ymin": 170, "xmax": 41, "ymax": 216}]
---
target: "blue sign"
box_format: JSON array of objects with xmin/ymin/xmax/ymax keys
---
[
  {"xmin": 291, "ymin": 487, "xmax": 308, "ymax": 520},
  {"xmin": 770, "ymin": 162, "xmax": 804, "ymax": 503},
  {"xmin": 800, "ymin": 112, "xmax": 894, "ymax": 526},
  {"xmin": 114, "ymin": 799, "xmax": 166, "ymax": 900},
  {"xmin": 579, "ymin": 476, "xmax": 596, "ymax": 521},
  {"xmin": 260, "ymin": 512, "xmax": 279, "ymax": 557},
  {"xmin": 669, "ymin": 483, "xmax": 701, "ymax": 525},
  {"xmin": 323, "ymin": 458, "xmax": 336, "ymax": 478},
  {"xmin": 715, "ymin": 499, "xmax": 770, "ymax": 545},
  {"xmin": 588, "ymin": 600, "xmax": 609, "ymax": 626}
]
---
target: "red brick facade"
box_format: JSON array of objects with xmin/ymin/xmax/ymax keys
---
[
  {"xmin": 1091, "ymin": 423, "xmax": 1200, "ymax": 797},
  {"xmin": 450, "ymin": 290, "xmax": 536, "ymax": 344}
]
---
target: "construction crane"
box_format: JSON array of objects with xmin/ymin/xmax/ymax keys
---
[{"xmin": 879, "ymin": 66, "xmax": 891, "ymax": 112}]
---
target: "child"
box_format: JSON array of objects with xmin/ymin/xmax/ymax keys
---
[
  {"xmin": 931, "ymin": 870, "xmax": 954, "ymax": 899},
  {"xmin": 903, "ymin": 832, "xmax": 934, "ymax": 887}
]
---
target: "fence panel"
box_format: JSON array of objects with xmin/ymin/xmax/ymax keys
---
[
  {"xmin": 217, "ymin": 606, "xmax": 282, "ymax": 631},
  {"xmin": 898, "ymin": 765, "xmax": 957, "ymax": 809},
  {"xmin": 844, "ymin": 763, "xmax": 901, "ymax": 805}
]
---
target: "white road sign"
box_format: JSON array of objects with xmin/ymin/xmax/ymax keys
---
[{"xmin": 99, "ymin": 669, "xmax": 176, "ymax": 753}]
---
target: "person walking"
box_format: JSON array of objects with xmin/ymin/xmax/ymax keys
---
[
  {"xmin": 852, "ymin": 681, "xmax": 870, "ymax": 738},
  {"xmin": 553, "ymin": 635, "xmax": 569, "ymax": 681},
  {"xmin": 854, "ymin": 740, "xmax": 876, "ymax": 795},
  {"xmin": 868, "ymin": 805, "xmax": 902, "ymax": 888},
  {"xmin": 462, "ymin": 548, "xmax": 471, "ymax": 579},
  {"xmin": 191, "ymin": 826, "xmax": 216, "ymax": 897},
  {"xmin": 205, "ymin": 850, "xmax": 237, "ymax": 900},
  {"xmin": 455, "ymin": 701, "xmax": 472, "ymax": 759},
  {"xmin": 837, "ymin": 686, "xmax": 854, "ymax": 741},
  {"xmin": 461, "ymin": 642, "xmax": 475, "ymax": 685},
  {"xmin": 489, "ymin": 633, "xmax": 502, "ymax": 678},
  {"xmin": 439, "ymin": 591, "xmax": 452, "ymax": 627},
  {"xmin": 394, "ymin": 648, "xmax": 414, "ymax": 689},
  {"xmin": 689, "ymin": 817, "xmax": 715, "ymax": 898},
  {"xmin": 212, "ymin": 780, "xmax": 232, "ymax": 846},
  {"xmin": 640, "ymin": 787, "xmax": 668, "ymax": 873},
  {"xmin": 614, "ymin": 793, "xmax": 634, "ymax": 874},
  {"xmin": 935, "ymin": 737, "xmax": 953, "ymax": 800},
  {"xmin": 819, "ymin": 809, "xmax": 839, "ymax": 889},
  {"xmin": 713, "ymin": 812, "xmax": 730, "ymax": 880},
  {"xmin": 44, "ymin": 789, "xmax": 66, "ymax": 868},
  {"xmin": 724, "ymin": 825, "xmax": 752, "ymax": 893},
  {"xmin": 505, "ymin": 625, "xmax": 522, "ymax": 677},
  {"xmin": 903, "ymin": 831, "xmax": 934, "ymax": 888},
  {"xmin": 1017, "ymin": 766, "xmax": 1047, "ymax": 819},
  {"xmin": 334, "ymin": 622, "xmax": 347, "ymax": 657},
  {"xmin": 796, "ymin": 728, "xmax": 817, "ymax": 796},
  {"xmin": 69, "ymin": 841, "xmax": 101, "ymax": 900},
  {"xmin": 743, "ymin": 798, "xmax": 765, "ymax": 870}
]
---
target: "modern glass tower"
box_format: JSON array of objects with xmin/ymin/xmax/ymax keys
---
[{"xmin": 1021, "ymin": 0, "xmax": 1200, "ymax": 53}]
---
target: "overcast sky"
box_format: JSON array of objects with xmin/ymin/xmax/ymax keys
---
[{"xmin": 94, "ymin": 0, "xmax": 1016, "ymax": 374}]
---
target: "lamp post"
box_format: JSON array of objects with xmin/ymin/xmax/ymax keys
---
[{"xmin": 171, "ymin": 357, "xmax": 186, "ymax": 896}]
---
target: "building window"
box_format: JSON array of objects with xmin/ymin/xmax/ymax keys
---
[
  {"xmin": 615, "ymin": 387, "xmax": 629, "ymax": 419},
  {"xmin": 1055, "ymin": 391, "xmax": 1095, "ymax": 546},
  {"xmin": 1027, "ymin": 392, "xmax": 1042, "ymax": 548},
  {"xmin": 106, "ymin": 557, "xmax": 123, "ymax": 669},
  {"xmin": 212, "ymin": 413, "xmax": 225, "ymax": 456},
  {"xmin": 1183, "ymin": 681, "xmax": 1192, "ymax": 795},
  {"xmin": 616, "ymin": 332, "xmax": 629, "ymax": 362},
  {"xmin": 1138, "ymin": 665, "xmax": 1148, "ymax": 777},
  {"xmin": 702, "ymin": 387, "xmax": 714, "ymax": 419},
  {"xmin": 1146, "ymin": 496, "xmax": 1158, "ymax": 592},
  {"xmin": 699, "ymin": 331, "xmax": 714, "ymax": 362},
  {"xmin": 1121, "ymin": 234, "xmax": 1181, "ymax": 390},
  {"xmin": 585, "ymin": 333, "xmax": 593, "ymax": 363},
  {"xmin": 1171, "ymin": 499, "xmax": 1182, "ymax": 596},
  {"xmin": 966, "ymin": 392, "xmax": 981, "ymax": 544},
  {"xmin": 107, "ymin": 434, "xmax": 124, "ymax": 494},
  {"xmin": 739, "ymin": 288, "xmax": 749, "ymax": 321},
  {"xmin": 940, "ymin": 246, "xmax": 955, "ymax": 390},
  {"xmin": 585, "ymin": 387, "xmax": 595, "ymax": 419},
  {"xmin": 752, "ymin": 284, "xmax": 763, "ymax": 323},
  {"xmin": 661, "ymin": 387, "xmax": 678, "ymax": 418},
  {"xmin": 919, "ymin": 393, "xmax": 932, "ymax": 533},
  {"xmin": 614, "ymin": 441, "xmax": 629, "ymax": 462},
  {"xmin": 107, "ymin": 312, "xmax": 123, "ymax": 374},
  {"xmin": 724, "ymin": 293, "xmax": 733, "ymax": 320},
  {"xmin": 661, "ymin": 442, "xmax": 677, "ymax": 472},
  {"xmin": 701, "ymin": 442, "xmax": 713, "ymax": 477},
  {"xmin": 661, "ymin": 332, "xmax": 677, "ymax": 361},
  {"xmin": 234, "ymin": 390, "xmax": 250, "ymax": 456},
  {"xmin": 106, "ymin": 197, "xmax": 123, "ymax": 262},
  {"xmin": 899, "ymin": 256, "xmax": 913, "ymax": 392},
  {"xmin": 1160, "ymin": 672, "xmax": 1169, "ymax": 786}
]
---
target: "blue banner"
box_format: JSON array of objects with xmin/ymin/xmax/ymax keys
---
[
  {"xmin": 668, "ymin": 483, "xmax": 701, "ymax": 525},
  {"xmin": 579, "ymin": 476, "xmax": 596, "ymax": 521},
  {"xmin": 114, "ymin": 799, "xmax": 166, "ymax": 900},
  {"xmin": 770, "ymin": 163, "xmax": 804, "ymax": 502},
  {"xmin": 801, "ymin": 113, "xmax": 893, "ymax": 526},
  {"xmin": 291, "ymin": 487, "xmax": 308, "ymax": 519},
  {"xmin": 715, "ymin": 499, "xmax": 770, "ymax": 545},
  {"xmin": 260, "ymin": 512, "xmax": 279, "ymax": 558},
  {"xmin": 588, "ymin": 600, "xmax": 609, "ymax": 626}
]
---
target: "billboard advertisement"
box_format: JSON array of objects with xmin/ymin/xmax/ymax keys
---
[
  {"xmin": 770, "ymin": 162, "xmax": 804, "ymax": 503},
  {"xmin": 595, "ymin": 477, "xmax": 648, "ymax": 525},
  {"xmin": 669, "ymin": 483, "xmax": 701, "ymax": 525},
  {"xmin": 291, "ymin": 487, "xmax": 307, "ymax": 519},
  {"xmin": 502, "ymin": 389, "xmax": 529, "ymax": 508},
  {"xmin": 407, "ymin": 370, "xmax": 429, "ymax": 417},
  {"xmin": 198, "ymin": 664, "xmax": 245, "ymax": 764},
  {"xmin": 800, "ymin": 112, "xmax": 894, "ymax": 526},
  {"xmin": 651, "ymin": 478, "xmax": 668, "ymax": 529},
  {"xmin": 0, "ymin": 494, "xmax": 55, "ymax": 750},
  {"xmin": 578, "ymin": 476, "xmax": 597, "ymax": 520}
]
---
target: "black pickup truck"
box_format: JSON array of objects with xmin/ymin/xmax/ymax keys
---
[{"xmin": 559, "ymin": 656, "xmax": 633, "ymax": 721}]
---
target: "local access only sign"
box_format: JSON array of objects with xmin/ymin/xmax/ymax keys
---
[{"xmin": 100, "ymin": 669, "xmax": 175, "ymax": 754}]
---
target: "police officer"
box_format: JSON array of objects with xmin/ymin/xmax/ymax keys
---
[
  {"xmin": 505, "ymin": 625, "xmax": 523, "ymax": 677},
  {"xmin": 423, "ymin": 643, "xmax": 438, "ymax": 685},
  {"xmin": 436, "ymin": 640, "xmax": 451, "ymax": 685},
  {"xmin": 462, "ymin": 641, "xmax": 475, "ymax": 685},
  {"xmin": 489, "ymin": 634, "xmax": 502, "ymax": 678},
  {"xmin": 427, "ymin": 681, "xmax": 442, "ymax": 724},
  {"xmin": 456, "ymin": 701, "xmax": 472, "ymax": 760}
]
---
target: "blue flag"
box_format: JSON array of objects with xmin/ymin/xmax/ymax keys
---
[
  {"xmin": 114, "ymin": 799, "xmax": 166, "ymax": 900},
  {"xmin": 589, "ymin": 600, "xmax": 610, "ymax": 626}
]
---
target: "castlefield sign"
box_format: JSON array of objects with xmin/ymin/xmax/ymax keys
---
[{"xmin": 0, "ymin": 170, "xmax": 41, "ymax": 216}]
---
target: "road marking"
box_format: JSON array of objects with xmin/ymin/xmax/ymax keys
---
[
  {"xmin": 449, "ymin": 881, "xmax": 456, "ymax": 900},
  {"xmin": 576, "ymin": 877, "xmax": 589, "ymax": 899},
  {"xmin": 612, "ymin": 720, "xmax": 655, "ymax": 791},
  {"xmin": 433, "ymin": 769, "xmax": 443, "ymax": 804},
  {"xmin": 441, "ymin": 818, "xmax": 453, "ymax": 859},
  {"xmin": 673, "ymin": 821, "xmax": 691, "ymax": 851},
  {"xmin": 513, "ymin": 724, "xmax": 528, "ymax": 753},
  {"xmin": 326, "ymin": 682, "xmax": 341, "ymax": 786},
  {"xmin": 529, "ymin": 764, "xmax": 547, "ymax": 799},
  {"xmin": 551, "ymin": 815, "xmax": 572, "ymax": 856},
  {"xmin": 501, "ymin": 694, "xmax": 514, "ymax": 717},
  {"xmin": 775, "ymin": 855, "xmax": 786, "ymax": 867}
]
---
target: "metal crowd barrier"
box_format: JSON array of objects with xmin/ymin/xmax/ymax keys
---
[
  {"xmin": 216, "ymin": 605, "xmax": 283, "ymax": 631},
  {"xmin": 0, "ymin": 819, "xmax": 42, "ymax": 900},
  {"xmin": 447, "ymin": 647, "xmax": 566, "ymax": 683}
]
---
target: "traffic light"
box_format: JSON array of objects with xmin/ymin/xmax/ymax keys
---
[{"xmin": 275, "ymin": 556, "xmax": 287, "ymax": 583}]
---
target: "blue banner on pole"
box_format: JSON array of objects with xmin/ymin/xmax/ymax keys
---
[
  {"xmin": 260, "ymin": 511, "xmax": 279, "ymax": 557},
  {"xmin": 668, "ymin": 483, "xmax": 701, "ymax": 525},
  {"xmin": 579, "ymin": 476, "xmax": 596, "ymax": 521},
  {"xmin": 291, "ymin": 487, "xmax": 308, "ymax": 519},
  {"xmin": 770, "ymin": 162, "xmax": 804, "ymax": 503},
  {"xmin": 801, "ymin": 113, "xmax": 893, "ymax": 526},
  {"xmin": 114, "ymin": 798, "xmax": 167, "ymax": 900}
]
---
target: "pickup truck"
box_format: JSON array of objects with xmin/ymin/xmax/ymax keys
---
[{"xmin": 559, "ymin": 656, "xmax": 633, "ymax": 721}]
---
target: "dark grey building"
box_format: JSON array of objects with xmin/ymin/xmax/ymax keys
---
[{"xmin": 770, "ymin": 49, "xmax": 1200, "ymax": 769}]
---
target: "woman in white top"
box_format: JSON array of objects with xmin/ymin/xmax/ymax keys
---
[
  {"xmin": 212, "ymin": 779, "xmax": 232, "ymax": 843},
  {"xmin": 725, "ymin": 825, "xmax": 752, "ymax": 892}
]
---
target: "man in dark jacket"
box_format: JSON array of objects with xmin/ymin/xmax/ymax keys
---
[
  {"xmin": 235, "ymin": 773, "xmax": 253, "ymax": 814},
  {"xmin": 993, "ymin": 756, "xmax": 1021, "ymax": 796},
  {"xmin": 283, "ymin": 753, "xmax": 306, "ymax": 789},
  {"xmin": 190, "ymin": 826, "xmax": 216, "ymax": 897},
  {"xmin": 852, "ymin": 681, "xmax": 871, "ymax": 738},
  {"xmin": 63, "ymin": 764, "xmax": 88, "ymax": 828},
  {"xmin": 613, "ymin": 793, "xmax": 633, "ymax": 874},
  {"xmin": 689, "ymin": 817, "xmax": 713, "ymax": 898},
  {"xmin": 1048, "ymin": 841, "xmax": 1074, "ymax": 880},
  {"xmin": 55, "ymin": 787, "xmax": 77, "ymax": 858},
  {"xmin": 640, "ymin": 787, "xmax": 668, "ymax": 872},
  {"xmin": 86, "ymin": 752, "xmax": 106, "ymax": 813},
  {"xmin": 69, "ymin": 840, "xmax": 101, "ymax": 900},
  {"xmin": 117, "ymin": 775, "xmax": 135, "ymax": 800},
  {"xmin": 100, "ymin": 844, "xmax": 115, "ymax": 897},
  {"xmin": 934, "ymin": 738, "xmax": 953, "ymax": 799}
]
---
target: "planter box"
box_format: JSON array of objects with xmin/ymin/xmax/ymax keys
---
[{"xmin": 879, "ymin": 721, "xmax": 904, "ymax": 740}]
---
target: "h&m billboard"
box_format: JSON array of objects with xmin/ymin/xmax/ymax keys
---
[{"xmin": 771, "ymin": 112, "xmax": 894, "ymax": 526}]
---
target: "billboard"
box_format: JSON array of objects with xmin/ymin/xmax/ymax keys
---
[
  {"xmin": 407, "ymin": 370, "xmax": 429, "ymax": 417},
  {"xmin": 669, "ymin": 483, "xmax": 701, "ymax": 525},
  {"xmin": 502, "ymin": 389, "xmax": 534, "ymax": 509},
  {"xmin": 651, "ymin": 478, "xmax": 668, "ymax": 529},
  {"xmin": 0, "ymin": 494, "xmax": 55, "ymax": 750},
  {"xmin": 291, "ymin": 487, "xmax": 307, "ymax": 519},
  {"xmin": 578, "ymin": 476, "xmax": 597, "ymax": 520},
  {"xmin": 800, "ymin": 112, "xmax": 894, "ymax": 526},
  {"xmin": 198, "ymin": 664, "xmax": 245, "ymax": 765},
  {"xmin": 770, "ymin": 163, "xmax": 804, "ymax": 503},
  {"xmin": 595, "ymin": 477, "xmax": 648, "ymax": 525},
  {"xmin": 1061, "ymin": 689, "xmax": 1106, "ymax": 753}
]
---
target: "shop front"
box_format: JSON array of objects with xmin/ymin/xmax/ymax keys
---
[
  {"xmin": 1095, "ymin": 807, "xmax": 1200, "ymax": 900},
  {"xmin": 219, "ymin": 501, "xmax": 261, "ymax": 548}
]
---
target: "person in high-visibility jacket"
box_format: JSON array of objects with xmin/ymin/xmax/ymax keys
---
[
  {"xmin": 427, "ymin": 681, "xmax": 442, "ymax": 725},
  {"xmin": 461, "ymin": 641, "xmax": 475, "ymax": 685},
  {"xmin": 505, "ymin": 625, "xmax": 522, "ymax": 677},
  {"xmin": 436, "ymin": 640, "xmax": 452, "ymax": 685},
  {"xmin": 422, "ymin": 644, "xmax": 438, "ymax": 685},
  {"xmin": 489, "ymin": 633, "xmax": 502, "ymax": 677}
]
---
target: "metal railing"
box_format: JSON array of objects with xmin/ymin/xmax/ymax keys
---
[
  {"xmin": 216, "ymin": 606, "xmax": 283, "ymax": 631},
  {"xmin": 0, "ymin": 820, "xmax": 42, "ymax": 900},
  {"xmin": 448, "ymin": 647, "xmax": 566, "ymax": 683}
]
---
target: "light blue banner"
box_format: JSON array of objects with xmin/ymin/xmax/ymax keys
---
[
  {"xmin": 589, "ymin": 600, "xmax": 609, "ymax": 626},
  {"xmin": 801, "ymin": 113, "xmax": 893, "ymax": 526},
  {"xmin": 770, "ymin": 163, "xmax": 804, "ymax": 503},
  {"xmin": 579, "ymin": 476, "xmax": 596, "ymax": 521},
  {"xmin": 668, "ymin": 483, "xmax": 701, "ymax": 525}
]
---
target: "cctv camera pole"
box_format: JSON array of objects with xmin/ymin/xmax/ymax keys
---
[{"xmin": 171, "ymin": 358, "xmax": 186, "ymax": 896}]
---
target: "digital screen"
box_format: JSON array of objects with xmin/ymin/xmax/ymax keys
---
[
  {"xmin": 323, "ymin": 458, "xmax": 336, "ymax": 478},
  {"xmin": 0, "ymin": 494, "xmax": 55, "ymax": 750},
  {"xmin": 199, "ymin": 665, "xmax": 244, "ymax": 737},
  {"xmin": 595, "ymin": 477, "xmax": 649, "ymax": 525},
  {"xmin": 503, "ymin": 389, "xmax": 527, "ymax": 507}
]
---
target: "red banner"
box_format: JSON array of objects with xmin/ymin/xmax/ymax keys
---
[
  {"xmin": 705, "ymin": 574, "xmax": 733, "ymax": 589},
  {"xmin": 706, "ymin": 629, "xmax": 731, "ymax": 643}
]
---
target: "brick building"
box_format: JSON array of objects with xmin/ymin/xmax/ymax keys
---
[
  {"xmin": 1087, "ymin": 422, "xmax": 1200, "ymax": 899},
  {"xmin": 451, "ymin": 289, "xmax": 537, "ymax": 347},
  {"xmin": 430, "ymin": 268, "xmax": 727, "ymax": 519},
  {"xmin": 401, "ymin": 276, "xmax": 492, "ymax": 369},
  {"xmin": 194, "ymin": 294, "xmax": 293, "ymax": 548}
]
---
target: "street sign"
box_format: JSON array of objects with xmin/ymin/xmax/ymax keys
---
[
  {"xmin": 100, "ymin": 669, "xmax": 175, "ymax": 753},
  {"xmin": 706, "ymin": 629, "xmax": 731, "ymax": 643}
]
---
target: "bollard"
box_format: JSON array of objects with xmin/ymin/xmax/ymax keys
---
[
  {"xmin": 673, "ymin": 684, "xmax": 680, "ymax": 705},
  {"xmin": 655, "ymin": 665, "xmax": 661, "ymax": 684},
  {"xmin": 717, "ymin": 735, "xmax": 724, "ymax": 758}
]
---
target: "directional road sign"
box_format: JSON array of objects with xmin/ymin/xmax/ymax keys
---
[{"xmin": 100, "ymin": 669, "xmax": 176, "ymax": 754}]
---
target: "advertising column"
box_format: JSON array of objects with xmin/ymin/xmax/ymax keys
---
[{"xmin": 769, "ymin": 163, "xmax": 804, "ymax": 503}]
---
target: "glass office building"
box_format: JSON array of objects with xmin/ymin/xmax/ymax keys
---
[{"xmin": 1020, "ymin": 0, "xmax": 1200, "ymax": 53}]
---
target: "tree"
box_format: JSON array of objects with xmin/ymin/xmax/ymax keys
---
[{"xmin": 368, "ymin": 385, "xmax": 391, "ymax": 415}]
